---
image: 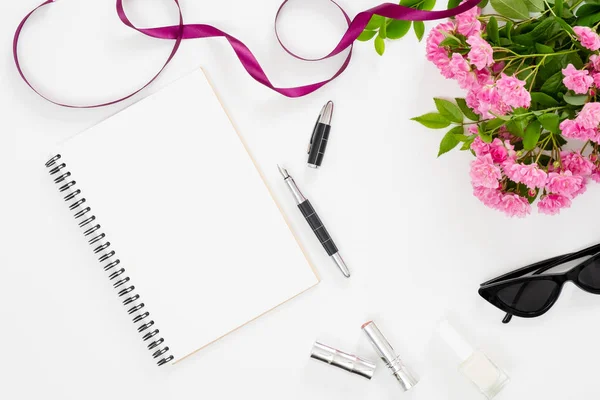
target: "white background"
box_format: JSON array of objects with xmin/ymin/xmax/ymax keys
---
[{"xmin": 2, "ymin": 0, "xmax": 600, "ymax": 399}]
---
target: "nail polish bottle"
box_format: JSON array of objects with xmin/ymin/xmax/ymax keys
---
[{"xmin": 438, "ymin": 320, "xmax": 509, "ymax": 399}]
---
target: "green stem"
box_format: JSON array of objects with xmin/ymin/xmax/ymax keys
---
[
  {"xmin": 535, "ymin": 139, "xmax": 551, "ymax": 163},
  {"xmin": 544, "ymin": 0, "xmax": 557, "ymax": 17},
  {"xmin": 480, "ymin": 14, "xmax": 515, "ymax": 23},
  {"xmin": 581, "ymin": 140, "xmax": 591, "ymax": 155},
  {"xmin": 570, "ymin": 0, "xmax": 585, "ymax": 10},
  {"xmin": 492, "ymin": 49, "xmax": 578, "ymax": 62}
]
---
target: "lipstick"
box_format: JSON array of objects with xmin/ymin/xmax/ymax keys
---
[
  {"xmin": 361, "ymin": 320, "xmax": 419, "ymax": 391},
  {"xmin": 310, "ymin": 341, "xmax": 376, "ymax": 379}
]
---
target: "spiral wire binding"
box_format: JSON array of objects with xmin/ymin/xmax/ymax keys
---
[{"xmin": 46, "ymin": 154, "xmax": 174, "ymax": 366}]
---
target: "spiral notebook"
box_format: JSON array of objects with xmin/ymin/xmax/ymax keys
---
[{"xmin": 45, "ymin": 69, "xmax": 319, "ymax": 366}]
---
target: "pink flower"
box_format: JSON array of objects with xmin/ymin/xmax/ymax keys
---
[
  {"xmin": 572, "ymin": 180, "xmax": 587, "ymax": 198},
  {"xmin": 473, "ymin": 186, "xmax": 502, "ymax": 209},
  {"xmin": 561, "ymin": 151, "xmax": 595, "ymax": 176},
  {"xmin": 474, "ymin": 85, "xmax": 509, "ymax": 118},
  {"xmin": 475, "ymin": 68, "xmax": 493, "ymax": 86},
  {"xmin": 591, "ymin": 166, "xmax": 600, "ymax": 182},
  {"xmin": 426, "ymin": 22, "xmax": 455, "ymax": 78},
  {"xmin": 466, "ymin": 125, "xmax": 479, "ymax": 136},
  {"xmin": 466, "ymin": 35, "xmax": 494, "ymax": 70},
  {"xmin": 489, "ymin": 138, "xmax": 509, "ymax": 163},
  {"xmin": 590, "ymin": 55, "xmax": 600, "ymax": 71},
  {"xmin": 470, "ymin": 154, "xmax": 502, "ymax": 188},
  {"xmin": 496, "ymin": 74, "xmax": 531, "ymax": 109},
  {"xmin": 470, "ymin": 135, "xmax": 490, "ymax": 156},
  {"xmin": 538, "ymin": 194, "xmax": 572, "ymax": 215},
  {"xmin": 492, "ymin": 61, "xmax": 505, "ymax": 74},
  {"xmin": 577, "ymin": 102, "xmax": 600, "ymax": 129},
  {"xmin": 562, "ymin": 64, "xmax": 593, "ymax": 94},
  {"xmin": 499, "ymin": 193, "xmax": 531, "ymax": 218},
  {"xmin": 559, "ymin": 119, "xmax": 596, "ymax": 141},
  {"xmin": 455, "ymin": 4, "xmax": 481, "ymax": 37},
  {"xmin": 574, "ymin": 26, "xmax": 600, "ymax": 51},
  {"xmin": 546, "ymin": 171, "xmax": 585, "ymax": 198},
  {"xmin": 594, "ymin": 73, "xmax": 600, "ymax": 88},
  {"xmin": 503, "ymin": 162, "xmax": 548, "ymax": 189},
  {"xmin": 466, "ymin": 89, "xmax": 480, "ymax": 112},
  {"xmin": 448, "ymin": 53, "xmax": 477, "ymax": 89}
]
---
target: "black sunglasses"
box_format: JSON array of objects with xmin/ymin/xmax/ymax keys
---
[{"xmin": 479, "ymin": 243, "xmax": 600, "ymax": 323}]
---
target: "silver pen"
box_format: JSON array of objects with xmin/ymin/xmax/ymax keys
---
[{"xmin": 277, "ymin": 165, "xmax": 350, "ymax": 278}]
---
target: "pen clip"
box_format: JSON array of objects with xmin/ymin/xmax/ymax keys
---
[{"xmin": 308, "ymin": 106, "xmax": 324, "ymax": 154}]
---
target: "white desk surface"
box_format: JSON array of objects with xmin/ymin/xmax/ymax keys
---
[{"xmin": 2, "ymin": 1, "xmax": 599, "ymax": 399}]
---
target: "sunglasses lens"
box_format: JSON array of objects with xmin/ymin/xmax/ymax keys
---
[
  {"xmin": 578, "ymin": 259, "xmax": 600, "ymax": 289},
  {"xmin": 495, "ymin": 280, "xmax": 559, "ymax": 313}
]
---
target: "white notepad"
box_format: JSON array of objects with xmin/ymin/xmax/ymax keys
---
[{"xmin": 46, "ymin": 69, "xmax": 319, "ymax": 365}]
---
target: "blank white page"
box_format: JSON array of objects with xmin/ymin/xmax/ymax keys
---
[{"xmin": 57, "ymin": 69, "xmax": 319, "ymax": 363}]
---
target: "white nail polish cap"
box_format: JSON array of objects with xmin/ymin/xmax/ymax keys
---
[{"xmin": 438, "ymin": 319, "xmax": 474, "ymax": 362}]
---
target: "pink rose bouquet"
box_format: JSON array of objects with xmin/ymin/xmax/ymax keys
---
[{"xmin": 401, "ymin": 0, "xmax": 600, "ymax": 217}]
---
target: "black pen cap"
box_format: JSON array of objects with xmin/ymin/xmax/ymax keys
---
[{"xmin": 307, "ymin": 101, "xmax": 333, "ymax": 169}]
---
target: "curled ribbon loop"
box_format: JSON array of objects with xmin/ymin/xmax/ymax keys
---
[{"xmin": 13, "ymin": 0, "xmax": 482, "ymax": 107}]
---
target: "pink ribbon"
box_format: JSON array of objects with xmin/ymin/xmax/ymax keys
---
[{"xmin": 13, "ymin": 0, "xmax": 481, "ymax": 108}]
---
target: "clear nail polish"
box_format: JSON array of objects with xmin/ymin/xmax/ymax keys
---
[{"xmin": 438, "ymin": 320, "xmax": 509, "ymax": 399}]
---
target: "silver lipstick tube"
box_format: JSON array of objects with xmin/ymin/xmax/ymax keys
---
[
  {"xmin": 310, "ymin": 341, "xmax": 376, "ymax": 380},
  {"xmin": 362, "ymin": 321, "xmax": 419, "ymax": 391}
]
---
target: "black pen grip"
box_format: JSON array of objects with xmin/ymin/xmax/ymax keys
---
[{"xmin": 298, "ymin": 200, "xmax": 338, "ymax": 256}]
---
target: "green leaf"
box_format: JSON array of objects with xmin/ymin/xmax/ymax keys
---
[
  {"xmin": 439, "ymin": 37, "xmax": 461, "ymax": 47},
  {"xmin": 413, "ymin": 21, "xmax": 425, "ymax": 41},
  {"xmin": 523, "ymin": 120, "xmax": 541, "ymax": 150},
  {"xmin": 537, "ymin": 113, "xmax": 560, "ymax": 134},
  {"xmin": 479, "ymin": 0, "xmax": 490, "ymax": 7},
  {"xmin": 576, "ymin": 4, "xmax": 600, "ymax": 17},
  {"xmin": 365, "ymin": 15, "xmax": 384, "ymax": 30},
  {"xmin": 480, "ymin": 131, "xmax": 493, "ymax": 143},
  {"xmin": 438, "ymin": 126, "xmax": 463, "ymax": 156},
  {"xmin": 379, "ymin": 18, "xmax": 387, "ymax": 39},
  {"xmin": 506, "ymin": 119, "xmax": 526, "ymax": 137},
  {"xmin": 501, "ymin": 20, "xmax": 514, "ymax": 40},
  {"xmin": 540, "ymin": 71, "xmax": 565, "ymax": 95},
  {"xmin": 411, "ymin": 113, "xmax": 451, "ymax": 129},
  {"xmin": 456, "ymin": 98, "xmax": 479, "ymax": 121},
  {"xmin": 555, "ymin": 16, "xmax": 574, "ymax": 35},
  {"xmin": 386, "ymin": 20, "xmax": 411, "ymax": 39},
  {"xmin": 563, "ymin": 93, "xmax": 589, "ymax": 106},
  {"xmin": 357, "ymin": 30, "xmax": 378, "ymax": 41},
  {"xmin": 490, "ymin": 0, "xmax": 529, "ymax": 19},
  {"xmin": 512, "ymin": 18, "xmax": 563, "ymax": 46},
  {"xmin": 422, "ymin": 0, "xmax": 437, "ymax": 10},
  {"xmin": 448, "ymin": 0, "xmax": 461, "ymax": 7},
  {"xmin": 577, "ymin": 11, "xmax": 600, "ymax": 26},
  {"xmin": 439, "ymin": 33, "xmax": 464, "ymax": 47},
  {"xmin": 487, "ymin": 16, "xmax": 500, "ymax": 44},
  {"xmin": 461, "ymin": 140, "xmax": 473, "ymax": 150},
  {"xmin": 434, "ymin": 98, "xmax": 463, "ymax": 123},
  {"xmin": 374, "ymin": 36, "xmax": 385, "ymax": 55},
  {"xmin": 535, "ymin": 43, "xmax": 554, "ymax": 53},
  {"xmin": 567, "ymin": 52, "xmax": 584, "ymax": 70},
  {"xmin": 485, "ymin": 118, "xmax": 505, "ymax": 131},
  {"xmin": 400, "ymin": 0, "xmax": 424, "ymax": 6},
  {"xmin": 530, "ymin": 92, "xmax": 559, "ymax": 106},
  {"xmin": 554, "ymin": 0, "xmax": 563, "ymax": 19},
  {"xmin": 524, "ymin": 0, "xmax": 544, "ymax": 11}
]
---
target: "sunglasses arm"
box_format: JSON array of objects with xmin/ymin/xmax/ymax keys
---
[
  {"xmin": 482, "ymin": 242, "xmax": 600, "ymax": 286},
  {"xmin": 481, "ymin": 254, "xmax": 565, "ymax": 286}
]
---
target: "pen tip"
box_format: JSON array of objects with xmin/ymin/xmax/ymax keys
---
[
  {"xmin": 318, "ymin": 101, "xmax": 334, "ymax": 125},
  {"xmin": 277, "ymin": 164, "xmax": 289, "ymax": 178}
]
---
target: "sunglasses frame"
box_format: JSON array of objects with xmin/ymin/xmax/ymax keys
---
[{"xmin": 479, "ymin": 243, "xmax": 600, "ymax": 322}]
